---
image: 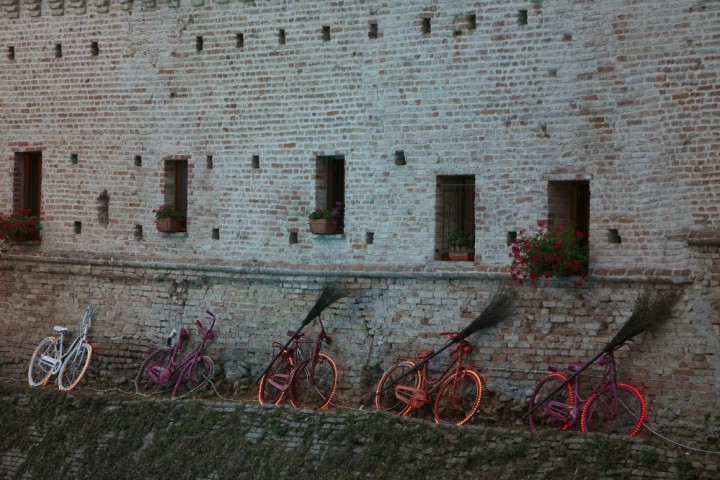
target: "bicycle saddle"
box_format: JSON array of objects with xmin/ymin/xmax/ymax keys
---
[
  {"xmin": 287, "ymin": 331, "xmax": 305, "ymax": 338},
  {"xmin": 416, "ymin": 349, "xmax": 434, "ymax": 359},
  {"xmin": 568, "ymin": 363, "xmax": 583, "ymax": 372},
  {"xmin": 53, "ymin": 326, "xmax": 69, "ymax": 334}
]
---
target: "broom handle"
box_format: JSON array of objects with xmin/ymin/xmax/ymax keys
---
[
  {"xmin": 522, "ymin": 349, "xmax": 608, "ymax": 420},
  {"xmin": 377, "ymin": 340, "xmax": 456, "ymax": 395}
]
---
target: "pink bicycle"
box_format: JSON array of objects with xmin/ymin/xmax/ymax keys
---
[
  {"xmin": 258, "ymin": 316, "xmax": 337, "ymax": 410},
  {"xmin": 135, "ymin": 310, "xmax": 216, "ymax": 400},
  {"xmin": 528, "ymin": 350, "xmax": 646, "ymax": 436},
  {"xmin": 375, "ymin": 332, "xmax": 482, "ymax": 426}
]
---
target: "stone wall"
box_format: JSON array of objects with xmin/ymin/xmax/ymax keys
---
[
  {"xmin": 1, "ymin": 255, "xmax": 718, "ymax": 446},
  {"xmin": 0, "ymin": 0, "xmax": 718, "ymax": 273},
  {"xmin": 0, "ymin": 384, "xmax": 717, "ymax": 479},
  {"xmin": 1, "ymin": 0, "xmax": 719, "ymax": 449}
]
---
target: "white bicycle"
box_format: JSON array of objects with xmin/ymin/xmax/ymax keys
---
[{"xmin": 28, "ymin": 304, "xmax": 94, "ymax": 391}]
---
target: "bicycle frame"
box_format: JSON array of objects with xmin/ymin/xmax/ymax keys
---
[
  {"xmin": 39, "ymin": 305, "xmax": 93, "ymax": 374},
  {"xmin": 537, "ymin": 352, "xmax": 618, "ymax": 428},
  {"xmin": 268, "ymin": 317, "xmax": 331, "ymax": 392},
  {"xmin": 394, "ymin": 332, "xmax": 470, "ymax": 408},
  {"xmin": 147, "ymin": 312, "xmax": 216, "ymax": 387}
]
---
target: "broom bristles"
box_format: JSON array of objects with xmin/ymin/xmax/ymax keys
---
[
  {"xmin": 605, "ymin": 288, "xmax": 680, "ymax": 352},
  {"xmin": 301, "ymin": 280, "xmax": 350, "ymax": 326},
  {"xmin": 458, "ymin": 284, "xmax": 517, "ymax": 340}
]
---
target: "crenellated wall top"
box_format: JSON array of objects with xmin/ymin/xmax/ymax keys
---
[{"xmin": 1, "ymin": 0, "xmax": 241, "ymax": 19}]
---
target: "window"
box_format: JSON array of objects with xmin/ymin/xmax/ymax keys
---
[
  {"xmin": 14, "ymin": 152, "xmax": 42, "ymax": 216},
  {"xmin": 315, "ymin": 155, "xmax": 345, "ymax": 231},
  {"xmin": 436, "ymin": 175, "xmax": 475, "ymax": 260},
  {"xmin": 547, "ymin": 180, "xmax": 590, "ymax": 249},
  {"xmin": 163, "ymin": 159, "xmax": 188, "ymax": 232}
]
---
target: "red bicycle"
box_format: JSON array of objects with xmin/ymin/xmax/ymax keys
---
[
  {"xmin": 528, "ymin": 350, "xmax": 646, "ymax": 436},
  {"xmin": 375, "ymin": 332, "xmax": 482, "ymax": 426},
  {"xmin": 135, "ymin": 310, "xmax": 216, "ymax": 400},
  {"xmin": 258, "ymin": 316, "xmax": 337, "ymax": 410}
]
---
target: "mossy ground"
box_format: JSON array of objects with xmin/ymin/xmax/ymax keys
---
[{"xmin": 0, "ymin": 381, "xmax": 717, "ymax": 480}]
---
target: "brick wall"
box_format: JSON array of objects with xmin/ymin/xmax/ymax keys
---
[
  {"xmin": 0, "ymin": 0, "xmax": 717, "ymax": 273},
  {"xmin": 0, "ymin": 0, "xmax": 719, "ymax": 446},
  {"xmin": 1, "ymin": 256, "xmax": 718, "ymax": 445}
]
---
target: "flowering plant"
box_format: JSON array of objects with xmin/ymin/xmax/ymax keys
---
[
  {"xmin": 308, "ymin": 202, "xmax": 343, "ymax": 226},
  {"xmin": 153, "ymin": 204, "xmax": 180, "ymax": 219},
  {"xmin": 0, "ymin": 210, "xmax": 41, "ymax": 250},
  {"xmin": 508, "ymin": 223, "xmax": 588, "ymax": 287}
]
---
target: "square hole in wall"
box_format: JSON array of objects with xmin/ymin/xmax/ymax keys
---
[
  {"xmin": 289, "ymin": 231, "xmax": 298, "ymax": 245},
  {"xmin": 563, "ymin": 33, "xmax": 573, "ymax": 42},
  {"xmin": 91, "ymin": 41, "xmax": 99, "ymax": 56},
  {"xmin": 394, "ymin": 151, "xmax": 406, "ymax": 166},
  {"xmin": 368, "ymin": 23, "xmax": 378, "ymax": 39},
  {"xmin": 252, "ymin": 155, "xmax": 260, "ymax": 169},
  {"xmin": 8, "ymin": 46, "xmax": 15, "ymax": 60},
  {"xmin": 365, "ymin": 232, "xmax": 374, "ymax": 245},
  {"xmin": 134, "ymin": 155, "xmax": 142, "ymax": 167},
  {"xmin": 212, "ymin": 228, "xmax": 219, "ymax": 240},
  {"xmin": 608, "ymin": 229, "xmax": 622, "ymax": 244},
  {"xmin": 507, "ymin": 231, "xmax": 517, "ymax": 244},
  {"xmin": 518, "ymin": 10, "xmax": 528, "ymax": 26},
  {"xmin": 54, "ymin": 43, "xmax": 62, "ymax": 58},
  {"xmin": 322, "ymin": 26, "xmax": 331, "ymax": 42},
  {"xmin": 74, "ymin": 221, "xmax": 82, "ymax": 234},
  {"xmin": 196, "ymin": 36, "xmax": 204, "ymax": 52},
  {"xmin": 135, "ymin": 224, "xmax": 143, "ymax": 240},
  {"xmin": 70, "ymin": 153, "xmax": 78, "ymax": 165},
  {"xmin": 421, "ymin": 18, "xmax": 431, "ymax": 34},
  {"xmin": 278, "ymin": 29, "xmax": 286, "ymax": 45},
  {"xmin": 206, "ymin": 155, "xmax": 213, "ymax": 169},
  {"xmin": 236, "ymin": 33, "xmax": 244, "ymax": 48},
  {"xmin": 467, "ymin": 14, "xmax": 477, "ymax": 30}
]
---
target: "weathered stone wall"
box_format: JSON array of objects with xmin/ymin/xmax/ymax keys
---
[
  {"xmin": 0, "ymin": 0, "xmax": 718, "ymax": 273},
  {"xmin": 1, "ymin": 384, "xmax": 718, "ymax": 479},
  {"xmin": 1, "ymin": 0, "xmax": 719, "ymax": 448},
  {"xmin": 1, "ymin": 256, "xmax": 718, "ymax": 446}
]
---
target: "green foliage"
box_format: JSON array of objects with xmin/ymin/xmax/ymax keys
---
[
  {"xmin": 153, "ymin": 204, "xmax": 180, "ymax": 219},
  {"xmin": 448, "ymin": 231, "xmax": 475, "ymax": 248}
]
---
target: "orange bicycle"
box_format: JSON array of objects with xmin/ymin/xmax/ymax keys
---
[{"xmin": 375, "ymin": 331, "xmax": 482, "ymax": 426}]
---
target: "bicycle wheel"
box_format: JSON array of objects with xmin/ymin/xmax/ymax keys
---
[
  {"xmin": 28, "ymin": 337, "xmax": 58, "ymax": 387},
  {"xmin": 433, "ymin": 368, "xmax": 482, "ymax": 426},
  {"xmin": 288, "ymin": 353, "xmax": 337, "ymax": 410},
  {"xmin": 58, "ymin": 343, "xmax": 92, "ymax": 391},
  {"xmin": 258, "ymin": 350, "xmax": 294, "ymax": 406},
  {"xmin": 135, "ymin": 348, "xmax": 171, "ymax": 396},
  {"xmin": 172, "ymin": 355, "xmax": 214, "ymax": 400},
  {"xmin": 581, "ymin": 383, "xmax": 646, "ymax": 436},
  {"xmin": 374, "ymin": 361, "xmax": 422, "ymax": 416},
  {"xmin": 528, "ymin": 373, "xmax": 575, "ymax": 432}
]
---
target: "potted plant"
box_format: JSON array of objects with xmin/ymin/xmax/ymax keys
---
[
  {"xmin": 153, "ymin": 204, "xmax": 183, "ymax": 233},
  {"xmin": 448, "ymin": 231, "xmax": 475, "ymax": 261},
  {"xmin": 308, "ymin": 202, "xmax": 343, "ymax": 235},
  {"xmin": 0, "ymin": 210, "xmax": 41, "ymax": 250},
  {"xmin": 508, "ymin": 223, "xmax": 588, "ymax": 287}
]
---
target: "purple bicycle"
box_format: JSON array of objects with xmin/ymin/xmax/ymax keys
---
[{"xmin": 135, "ymin": 310, "xmax": 216, "ymax": 399}]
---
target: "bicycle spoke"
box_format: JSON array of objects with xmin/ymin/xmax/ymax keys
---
[
  {"xmin": 528, "ymin": 373, "xmax": 575, "ymax": 432},
  {"xmin": 58, "ymin": 343, "xmax": 92, "ymax": 391},
  {"xmin": 135, "ymin": 348, "xmax": 172, "ymax": 396},
  {"xmin": 581, "ymin": 384, "xmax": 645, "ymax": 436},
  {"xmin": 289, "ymin": 354, "xmax": 337, "ymax": 410},
  {"xmin": 28, "ymin": 337, "xmax": 58, "ymax": 387},
  {"xmin": 259, "ymin": 350, "xmax": 293, "ymax": 406},
  {"xmin": 433, "ymin": 369, "xmax": 482, "ymax": 426},
  {"xmin": 172, "ymin": 356, "xmax": 214, "ymax": 400},
  {"xmin": 375, "ymin": 361, "xmax": 422, "ymax": 416}
]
